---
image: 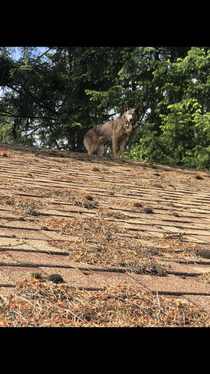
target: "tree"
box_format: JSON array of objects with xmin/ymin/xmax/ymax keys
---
[
  {"xmin": 1, "ymin": 46, "xmax": 210, "ymax": 170},
  {"xmin": 0, "ymin": 47, "xmax": 132, "ymax": 151},
  {"xmin": 157, "ymin": 47, "xmax": 210, "ymax": 169}
]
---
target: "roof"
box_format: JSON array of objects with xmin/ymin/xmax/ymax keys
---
[{"xmin": 0, "ymin": 143, "xmax": 210, "ymax": 326}]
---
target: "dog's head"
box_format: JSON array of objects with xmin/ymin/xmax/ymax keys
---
[{"xmin": 124, "ymin": 103, "xmax": 140, "ymax": 127}]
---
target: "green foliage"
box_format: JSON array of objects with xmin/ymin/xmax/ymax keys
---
[
  {"xmin": 1, "ymin": 46, "xmax": 210, "ymax": 169},
  {"xmin": 0, "ymin": 47, "xmax": 129, "ymax": 151},
  {"xmin": 124, "ymin": 47, "xmax": 210, "ymax": 169}
]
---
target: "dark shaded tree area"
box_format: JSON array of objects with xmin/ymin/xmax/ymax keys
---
[{"xmin": 1, "ymin": 46, "xmax": 210, "ymax": 169}]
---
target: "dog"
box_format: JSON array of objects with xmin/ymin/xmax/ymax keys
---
[{"xmin": 83, "ymin": 103, "xmax": 140, "ymax": 158}]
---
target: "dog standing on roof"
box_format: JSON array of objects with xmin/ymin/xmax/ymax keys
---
[{"xmin": 83, "ymin": 103, "xmax": 140, "ymax": 159}]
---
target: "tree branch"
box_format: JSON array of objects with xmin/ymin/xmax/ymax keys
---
[
  {"xmin": 0, "ymin": 110, "xmax": 54, "ymax": 120},
  {"xmin": 34, "ymin": 48, "xmax": 53, "ymax": 61}
]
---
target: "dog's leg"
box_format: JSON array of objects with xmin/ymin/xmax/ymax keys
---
[
  {"xmin": 120, "ymin": 137, "xmax": 128, "ymax": 159},
  {"xmin": 112, "ymin": 135, "xmax": 118, "ymax": 158},
  {"xmin": 96, "ymin": 136, "xmax": 105, "ymax": 156},
  {"xmin": 96, "ymin": 143, "xmax": 105, "ymax": 156}
]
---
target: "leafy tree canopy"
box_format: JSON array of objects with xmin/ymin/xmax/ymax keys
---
[{"xmin": 1, "ymin": 46, "xmax": 210, "ymax": 169}]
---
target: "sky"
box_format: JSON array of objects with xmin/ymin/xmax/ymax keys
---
[{"xmin": 11, "ymin": 47, "xmax": 51, "ymax": 61}]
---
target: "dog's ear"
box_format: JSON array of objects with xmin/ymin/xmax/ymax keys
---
[
  {"xmin": 124, "ymin": 103, "xmax": 129, "ymax": 112},
  {"xmin": 135, "ymin": 103, "xmax": 140, "ymax": 112}
]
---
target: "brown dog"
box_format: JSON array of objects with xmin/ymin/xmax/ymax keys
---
[{"xmin": 83, "ymin": 103, "xmax": 140, "ymax": 158}]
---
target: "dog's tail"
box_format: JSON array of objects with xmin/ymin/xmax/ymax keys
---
[
  {"xmin": 84, "ymin": 130, "xmax": 105, "ymax": 155},
  {"xmin": 83, "ymin": 132, "xmax": 91, "ymax": 152}
]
